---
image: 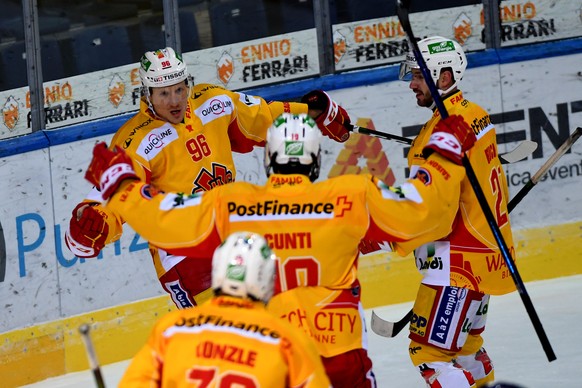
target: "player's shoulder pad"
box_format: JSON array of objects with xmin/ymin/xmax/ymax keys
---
[
  {"xmin": 459, "ymin": 101, "xmax": 493, "ymax": 139},
  {"xmin": 110, "ymin": 111, "xmax": 161, "ymax": 152},
  {"xmin": 324, "ymin": 173, "xmax": 372, "ymax": 191},
  {"xmin": 191, "ymin": 83, "xmax": 228, "ymax": 99}
]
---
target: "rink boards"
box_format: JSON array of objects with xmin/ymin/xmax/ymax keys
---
[
  {"xmin": 2, "ymin": 221, "xmax": 581, "ymax": 387},
  {"xmin": 1, "ymin": 52, "xmax": 582, "ymax": 386}
]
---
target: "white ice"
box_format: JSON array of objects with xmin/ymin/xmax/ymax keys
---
[{"xmin": 23, "ymin": 274, "xmax": 582, "ymax": 388}]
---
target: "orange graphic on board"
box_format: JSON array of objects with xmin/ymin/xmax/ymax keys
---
[
  {"xmin": 108, "ymin": 74, "xmax": 125, "ymax": 108},
  {"xmin": 2, "ymin": 96, "xmax": 19, "ymax": 130},
  {"xmin": 327, "ymin": 118, "xmax": 395, "ymax": 185},
  {"xmin": 217, "ymin": 52, "xmax": 234, "ymax": 86},
  {"xmin": 453, "ymin": 13, "xmax": 472, "ymax": 45},
  {"xmin": 334, "ymin": 31, "xmax": 347, "ymax": 64}
]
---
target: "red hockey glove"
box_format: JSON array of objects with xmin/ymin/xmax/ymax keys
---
[
  {"xmin": 85, "ymin": 142, "xmax": 138, "ymax": 200},
  {"xmin": 301, "ymin": 90, "xmax": 351, "ymax": 143},
  {"xmin": 65, "ymin": 202, "xmax": 108, "ymax": 258},
  {"xmin": 423, "ymin": 114, "xmax": 476, "ymax": 165}
]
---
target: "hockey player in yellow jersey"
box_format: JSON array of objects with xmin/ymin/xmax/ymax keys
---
[
  {"xmin": 396, "ymin": 36, "xmax": 518, "ymax": 387},
  {"xmin": 64, "ymin": 47, "xmax": 352, "ymax": 309},
  {"xmin": 119, "ymin": 231, "xmax": 331, "ymax": 388},
  {"xmin": 83, "ymin": 112, "xmax": 476, "ymax": 387}
]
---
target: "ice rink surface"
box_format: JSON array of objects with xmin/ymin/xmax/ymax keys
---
[{"xmin": 24, "ymin": 274, "xmax": 582, "ymax": 388}]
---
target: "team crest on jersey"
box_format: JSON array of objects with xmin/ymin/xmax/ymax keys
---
[
  {"xmin": 140, "ymin": 184, "xmax": 163, "ymax": 199},
  {"xmin": 414, "ymin": 168, "xmax": 432, "ymax": 185},
  {"xmin": 192, "ymin": 163, "xmax": 233, "ymax": 193},
  {"xmin": 136, "ymin": 124, "xmax": 179, "ymax": 160}
]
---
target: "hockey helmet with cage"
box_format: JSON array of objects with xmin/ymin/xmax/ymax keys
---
[
  {"xmin": 211, "ymin": 232, "xmax": 277, "ymax": 304},
  {"xmin": 264, "ymin": 113, "xmax": 322, "ymax": 182},
  {"xmin": 399, "ymin": 36, "xmax": 467, "ymax": 93},
  {"xmin": 139, "ymin": 47, "xmax": 190, "ymax": 89}
]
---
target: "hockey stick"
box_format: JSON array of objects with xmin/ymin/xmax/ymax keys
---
[
  {"xmin": 79, "ymin": 324, "xmax": 106, "ymax": 388},
  {"xmin": 0, "ymin": 221, "xmax": 5, "ymax": 282},
  {"xmin": 393, "ymin": 0, "xmax": 556, "ymax": 362},
  {"xmin": 372, "ymin": 128, "xmax": 581, "ymax": 337},
  {"xmin": 508, "ymin": 127, "xmax": 581, "ymax": 212},
  {"xmin": 496, "ymin": 140, "xmax": 537, "ymax": 164},
  {"xmin": 373, "ymin": 126, "xmax": 576, "ymax": 336},
  {"xmin": 350, "ymin": 125, "xmax": 412, "ymax": 144},
  {"xmin": 351, "ymin": 124, "xmax": 537, "ymax": 164},
  {"xmin": 371, "ymin": 309, "xmax": 413, "ymax": 338}
]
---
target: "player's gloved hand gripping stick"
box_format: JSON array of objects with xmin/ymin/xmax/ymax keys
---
[{"xmin": 302, "ymin": 90, "xmax": 351, "ymax": 142}]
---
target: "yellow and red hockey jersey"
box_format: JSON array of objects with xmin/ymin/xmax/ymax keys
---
[
  {"xmin": 119, "ymin": 295, "xmax": 331, "ymax": 388},
  {"xmin": 106, "ymin": 153, "xmax": 464, "ymax": 357},
  {"xmin": 402, "ymin": 90, "xmax": 517, "ymax": 295},
  {"xmin": 84, "ymin": 83, "xmax": 307, "ymax": 278}
]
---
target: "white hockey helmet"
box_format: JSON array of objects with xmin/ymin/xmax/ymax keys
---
[
  {"xmin": 264, "ymin": 113, "xmax": 322, "ymax": 182},
  {"xmin": 211, "ymin": 232, "xmax": 277, "ymax": 304},
  {"xmin": 139, "ymin": 47, "xmax": 189, "ymax": 89},
  {"xmin": 399, "ymin": 36, "xmax": 467, "ymax": 92}
]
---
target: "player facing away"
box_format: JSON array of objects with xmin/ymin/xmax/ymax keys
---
[
  {"xmin": 119, "ymin": 231, "xmax": 331, "ymax": 388},
  {"xmin": 396, "ymin": 36, "xmax": 518, "ymax": 387},
  {"xmin": 83, "ymin": 112, "xmax": 476, "ymax": 387},
  {"xmin": 64, "ymin": 47, "xmax": 352, "ymax": 309}
]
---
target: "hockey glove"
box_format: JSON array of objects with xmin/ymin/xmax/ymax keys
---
[
  {"xmin": 301, "ymin": 90, "xmax": 351, "ymax": 143},
  {"xmin": 85, "ymin": 142, "xmax": 138, "ymax": 200},
  {"xmin": 65, "ymin": 202, "xmax": 108, "ymax": 258},
  {"xmin": 423, "ymin": 114, "xmax": 476, "ymax": 165}
]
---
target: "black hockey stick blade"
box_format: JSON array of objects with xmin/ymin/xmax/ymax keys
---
[
  {"xmin": 508, "ymin": 127, "xmax": 581, "ymax": 212},
  {"xmin": 396, "ymin": 0, "xmax": 556, "ymax": 362},
  {"xmin": 371, "ymin": 309, "xmax": 413, "ymax": 337}
]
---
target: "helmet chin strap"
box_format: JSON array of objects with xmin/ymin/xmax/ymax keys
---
[
  {"xmin": 143, "ymin": 88, "xmax": 159, "ymax": 119},
  {"xmin": 439, "ymin": 82, "xmax": 459, "ymax": 97},
  {"xmin": 429, "ymin": 80, "xmax": 459, "ymax": 111}
]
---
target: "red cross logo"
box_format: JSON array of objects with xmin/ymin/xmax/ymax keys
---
[{"xmin": 335, "ymin": 196, "xmax": 352, "ymax": 217}]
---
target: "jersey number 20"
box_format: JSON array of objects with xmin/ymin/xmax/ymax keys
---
[{"xmin": 189, "ymin": 367, "xmax": 258, "ymax": 387}]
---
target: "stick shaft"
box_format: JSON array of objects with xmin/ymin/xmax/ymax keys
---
[
  {"xmin": 508, "ymin": 127, "xmax": 582, "ymax": 212},
  {"xmin": 79, "ymin": 324, "xmax": 106, "ymax": 388},
  {"xmin": 352, "ymin": 123, "xmax": 535, "ymax": 165},
  {"xmin": 350, "ymin": 124, "xmax": 413, "ymax": 144}
]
